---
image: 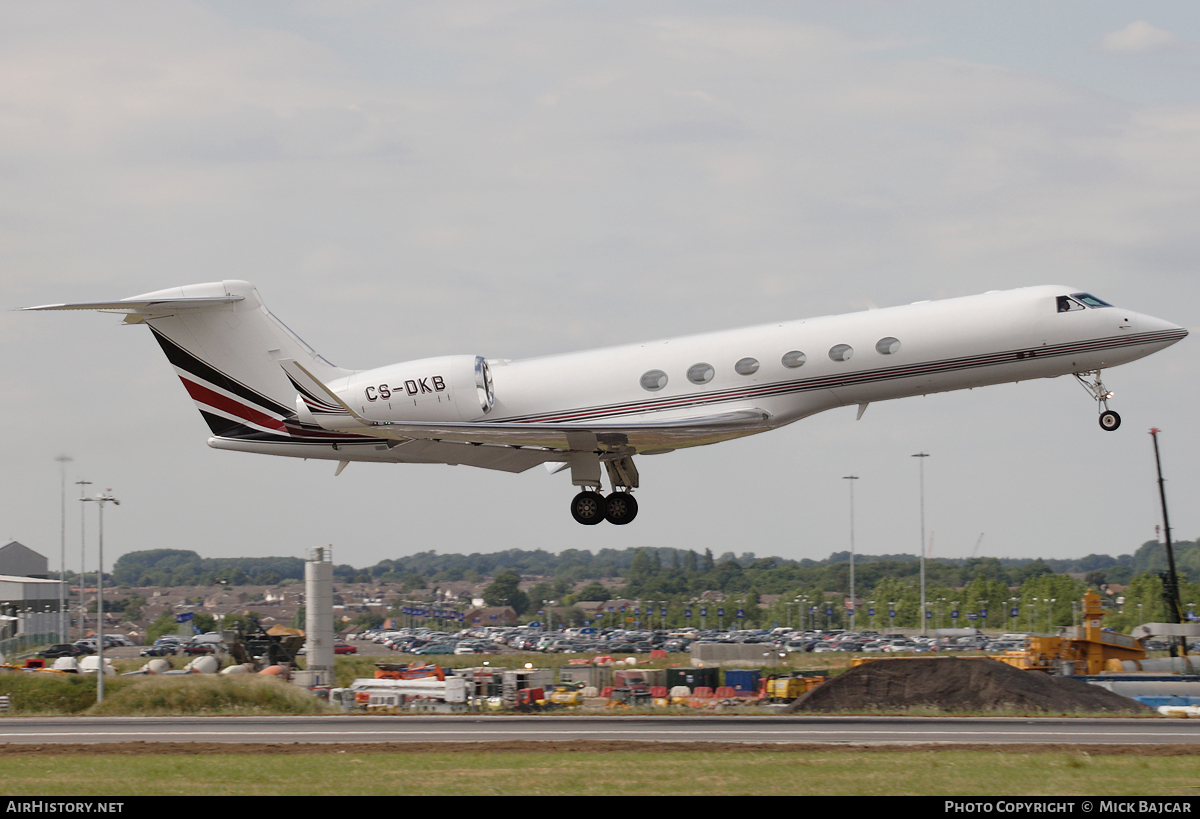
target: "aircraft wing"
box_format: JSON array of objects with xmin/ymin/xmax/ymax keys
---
[
  {"xmin": 363, "ymin": 410, "xmax": 775, "ymax": 454},
  {"xmin": 278, "ymin": 358, "xmax": 772, "ymax": 454}
]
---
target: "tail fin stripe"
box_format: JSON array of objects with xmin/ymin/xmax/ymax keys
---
[
  {"xmin": 199, "ymin": 410, "xmax": 262, "ymax": 438},
  {"xmin": 149, "ymin": 326, "xmax": 292, "ymax": 418},
  {"xmin": 199, "ymin": 410, "xmax": 386, "ymax": 444},
  {"xmin": 180, "ymin": 377, "xmax": 288, "ymax": 434}
]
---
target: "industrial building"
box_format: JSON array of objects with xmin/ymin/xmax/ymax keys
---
[{"xmin": 0, "ymin": 541, "xmax": 68, "ymax": 645}]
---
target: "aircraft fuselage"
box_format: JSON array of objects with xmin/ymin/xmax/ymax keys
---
[{"xmin": 28, "ymin": 282, "xmax": 1186, "ymax": 525}]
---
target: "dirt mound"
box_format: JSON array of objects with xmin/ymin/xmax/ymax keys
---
[{"xmin": 785, "ymin": 657, "xmax": 1153, "ymax": 714}]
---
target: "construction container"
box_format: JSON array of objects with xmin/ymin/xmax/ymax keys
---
[
  {"xmin": 502, "ymin": 668, "xmax": 554, "ymax": 706},
  {"xmin": 723, "ymin": 668, "xmax": 760, "ymax": 695},
  {"xmin": 559, "ymin": 665, "xmax": 613, "ymax": 690},
  {"xmin": 456, "ymin": 666, "xmax": 506, "ymax": 699},
  {"xmin": 666, "ymin": 667, "xmax": 720, "ymax": 691},
  {"xmin": 613, "ymin": 668, "xmax": 666, "ymax": 688}
]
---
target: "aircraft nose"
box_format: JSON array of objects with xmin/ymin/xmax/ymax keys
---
[{"xmin": 1136, "ymin": 311, "xmax": 1188, "ymax": 348}]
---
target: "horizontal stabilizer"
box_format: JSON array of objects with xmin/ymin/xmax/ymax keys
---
[{"xmin": 24, "ymin": 296, "xmax": 243, "ymax": 314}]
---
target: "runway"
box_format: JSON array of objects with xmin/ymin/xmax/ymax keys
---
[{"xmin": 1, "ymin": 715, "xmax": 1198, "ymax": 747}]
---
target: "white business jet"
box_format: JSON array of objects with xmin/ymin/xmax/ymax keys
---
[{"xmin": 27, "ymin": 283, "xmax": 1185, "ymax": 525}]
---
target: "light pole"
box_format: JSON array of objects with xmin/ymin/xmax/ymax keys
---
[
  {"xmin": 55, "ymin": 456, "xmax": 72, "ymax": 641},
  {"xmin": 81, "ymin": 490, "xmax": 118, "ymax": 703},
  {"xmin": 843, "ymin": 475, "xmax": 859, "ymax": 632},
  {"xmin": 74, "ymin": 479, "xmax": 92, "ymax": 640},
  {"xmin": 912, "ymin": 453, "xmax": 929, "ymax": 635}
]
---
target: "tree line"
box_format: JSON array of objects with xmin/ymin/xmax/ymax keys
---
[
  {"xmin": 102, "ymin": 541, "xmax": 1200, "ymax": 634},
  {"xmin": 105, "ymin": 539, "xmax": 1200, "ymax": 591}
]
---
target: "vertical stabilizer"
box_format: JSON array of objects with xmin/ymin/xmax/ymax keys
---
[{"xmin": 27, "ymin": 281, "xmax": 353, "ymax": 439}]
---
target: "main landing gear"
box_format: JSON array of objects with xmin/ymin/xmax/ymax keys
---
[
  {"xmin": 1074, "ymin": 370, "xmax": 1121, "ymax": 431},
  {"xmin": 570, "ymin": 490, "xmax": 639, "ymax": 526},
  {"xmin": 567, "ymin": 455, "xmax": 640, "ymax": 525}
]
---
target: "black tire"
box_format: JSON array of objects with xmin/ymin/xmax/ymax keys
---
[
  {"xmin": 1099, "ymin": 410, "xmax": 1121, "ymax": 431},
  {"xmin": 604, "ymin": 492, "xmax": 639, "ymax": 525},
  {"xmin": 570, "ymin": 491, "xmax": 606, "ymax": 525}
]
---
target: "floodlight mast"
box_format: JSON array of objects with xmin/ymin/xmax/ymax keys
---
[
  {"xmin": 80, "ymin": 491, "xmax": 119, "ymax": 703},
  {"xmin": 55, "ymin": 455, "xmax": 71, "ymax": 642},
  {"xmin": 74, "ymin": 479, "xmax": 92, "ymax": 641},
  {"xmin": 912, "ymin": 453, "xmax": 929, "ymax": 636},
  {"xmin": 843, "ymin": 475, "xmax": 859, "ymax": 632}
]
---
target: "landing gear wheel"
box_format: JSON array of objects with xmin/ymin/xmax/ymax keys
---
[
  {"xmin": 570, "ymin": 491, "xmax": 606, "ymax": 525},
  {"xmin": 604, "ymin": 492, "xmax": 639, "ymax": 525},
  {"xmin": 1099, "ymin": 410, "xmax": 1121, "ymax": 431}
]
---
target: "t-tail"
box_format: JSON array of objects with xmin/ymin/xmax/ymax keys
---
[{"xmin": 25, "ymin": 280, "xmax": 352, "ymax": 442}]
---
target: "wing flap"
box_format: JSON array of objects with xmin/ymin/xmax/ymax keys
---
[{"xmin": 363, "ymin": 409, "xmax": 774, "ymax": 453}]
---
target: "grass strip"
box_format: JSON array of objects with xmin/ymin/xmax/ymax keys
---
[{"xmin": 0, "ymin": 747, "xmax": 1197, "ymax": 796}]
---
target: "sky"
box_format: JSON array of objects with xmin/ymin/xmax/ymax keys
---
[{"xmin": 2, "ymin": 1, "xmax": 1198, "ymax": 576}]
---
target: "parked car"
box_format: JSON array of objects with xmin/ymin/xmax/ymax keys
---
[
  {"xmin": 334, "ymin": 640, "xmax": 357, "ymax": 655},
  {"xmin": 40, "ymin": 644, "xmax": 83, "ymax": 659},
  {"xmin": 411, "ymin": 643, "xmax": 455, "ymax": 655},
  {"xmin": 140, "ymin": 644, "xmax": 178, "ymax": 657},
  {"xmin": 182, "ymin": 636, "xmax": 224, "ymax": 655}
]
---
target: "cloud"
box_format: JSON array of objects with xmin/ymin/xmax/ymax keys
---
[
  {"xmin": 1101, "ymin": 20, "xmax": 1189, "ymax": 53},
  {"xmin": 4, "ymin": 4, "xmax": 1200, "ymax": 567}
]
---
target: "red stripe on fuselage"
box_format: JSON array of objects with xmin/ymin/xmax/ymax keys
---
[{"xmin": 180, "ymin": 377, "xmax": 289, "ymax": 433}]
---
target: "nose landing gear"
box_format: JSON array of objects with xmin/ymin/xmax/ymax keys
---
[{"xmin": 1075, "ymin": 370, "xmax": 1121, "ymax": 431}]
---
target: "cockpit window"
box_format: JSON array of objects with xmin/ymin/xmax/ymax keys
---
[
  {"xmin": 1056, "ymin": 296, "xmax": 1085, "ymax": 313},
  {"xmin": 1072, "ymin": 292, "xmax": 1112, "ymax": 308}
]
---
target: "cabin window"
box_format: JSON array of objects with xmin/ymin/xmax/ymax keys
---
[
  {"xmin": 734, "ymin": 357, "xmax": 760, "ymax": 376},
  {"xmin": 829, "ymin": 344, "xmax": 854, "ymax": 362},
  {"xmin": 1056, "ymin": 296, "xmax": 1085, "ymax": 313},
  {"xmin": 781, "ymin": 350, "xmax": 807, "ymax": 369},
  {"xmin": 640, "ymin": 370, "xmax": 668, "ymax": 392},
  {"xmin": 1072, "ymin": 292, "xmax": 1112, "ymax": 308},
  {"xmin": 876, "ymin": 337, "xmax": 901, "ymax": 355},
  {"xmin": 687, "ymin": 363, "xmax": 715, "ymax": 384}
]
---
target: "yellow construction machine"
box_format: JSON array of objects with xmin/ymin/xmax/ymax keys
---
[{"xmin": 992, "ymin": 591, "xmax": 1145, "ymax": 674}]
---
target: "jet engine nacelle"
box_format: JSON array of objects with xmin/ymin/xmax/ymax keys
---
[{"xmin": 298, "ymin": 355, "xmax": 495, "ymax": 429}]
